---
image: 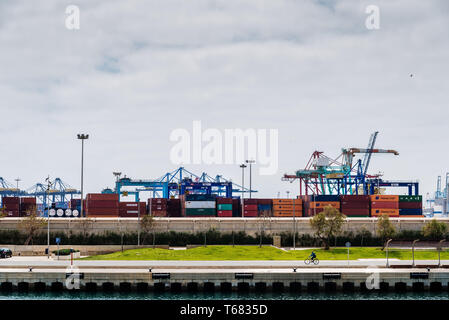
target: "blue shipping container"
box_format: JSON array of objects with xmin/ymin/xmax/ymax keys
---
[{"xmin": 399, "ymin": 208, "xmax": 423, "ymax": 215}]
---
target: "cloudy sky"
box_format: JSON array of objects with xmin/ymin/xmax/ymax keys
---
[{"xmin": 0, "ymin": 0, "xmax": 448, "ymax": 201}]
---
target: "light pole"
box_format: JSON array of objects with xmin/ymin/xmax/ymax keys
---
[
  {"xmin": 137, "ymin": 195, "xmax": 141, "ymax": 246},
  {"xmin": 438, "ymin": 239, "xmax": 446, "ymax": 267},
  {"xmin": 77, "ymin": 134, "xmax": 89, "ymax": 218},
  {"xmin": 45, "ymin": 176, "xmax": 52, "ymax": 259},
  {"xmin": 412, "ymin": 239, "xmax": 420, "ymax": 267},
  {"xmin": 245, "ymin": 159, "xmax": 255, "ymax": 199},
  {"xmin": 385, "ymin": 238, "xmax": 393, "ymax": 267},
  {"xmin": 113, "ymin": 172, "xmax": 122, "ymax": 183},
  {"xmin": 293, "ymin": 196, "xmax": 296, "ymax": 249},
  {"xmin": 240, "ymin": 164, "xmax": 247, "ymax": 218},
  {"xmin": 286, "ymin": 191, "xmax": 290, "ymax": 199},
  {"xmin": 15, "ymin": 178, "xmax": 21, "ymax": 197}
]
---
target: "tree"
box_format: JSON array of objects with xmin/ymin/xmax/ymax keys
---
[
  {"xmin": 423, "ymin": 219, "xmax": 448, "ymax": 240},
  {"xmin": 376, "ymin": 214, "xmax": 396, "ymax": 249},
  {"xmin": 140, "ymin": 214, "xmax": 155, "ymax": 247},
  {"xmin": 309, "ymin": 206, "xmax": 346, "ymax": 250},
  {"xmin": 17, "ymin": 210, "xmax": 47, "ymax": 245}
]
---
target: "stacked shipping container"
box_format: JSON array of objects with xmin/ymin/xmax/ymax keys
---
[
  {"xmin": 216, "ymin": 197, "xmax": 233, "ymax": 217},
  {"xmin": 257, "ymin": 199, "xmax": 273, "ymax": 217},
  {"xmin": 85, "ymin": 193, "xmax": 119, "ymax": 217},
  {"xmin": 399, "ymin": 195, "xmax": 423, "ymax": 217},
  {"xmin": 303, "ymin": 195, "xmax": 340, "ymax": 217},
  {"xmin": 20, "ymin": 197, "xmax": 37, "ymax": 216},
  {"xmin": 340, "ymin": 195, "xmax": 370, "ymax": 217},
  {"xmin": 272, "ymin": 199, "xmax": 302, "ymax": 217},
  {"xmin": 370, "ymin": 195, "xmax": 399, "ymax": 217},
  {"xmin": 184, "ymin": 194, "xmax": 216, "ymax": 217},
  {"xmin": 118, "ymin": 202, "xmax": 146, "ymax": 218},
  {"xmin": 2, "ymin": 197, "xmax": 20, "ymax": 217},
  {"xmin": 242, "ymin": 199, "xmax": 258, "ymax": 217},
  {"xmin": 148, "ymin": 198, "xmax": 167, "ymax": 217}
]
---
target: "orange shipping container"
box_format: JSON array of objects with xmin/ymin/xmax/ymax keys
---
[
  {"xmin": 272, "ymin": 204, "xmax": 302, "ymax": 211},
  {"xmin": 369, "ymin": 195, "xmax": 399, "ymax": 202},
  {"xmin": 371, "ymin": 209, "xmax": 399, "ymax": 217},
  {"xmin": 272, "ymin": 199, "xmax": 302, "ymax": 205},
  {"xmin": 273, "ymin": 211, "xmax": 301, "ymax": 217},
  {"xmin": 308, "ymin": 202, "xmax": 340, "ymax": 209}
]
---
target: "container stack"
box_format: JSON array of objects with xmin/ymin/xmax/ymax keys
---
[
  {"xmin": 242, "ymin": 199, "xmax": 258, "ymax": 217},
  {"xmin": 2, "ymin": 197, "xmax": 20, "ymax": 217},
  {"xmin": 340, "ymin": 195, "xmax": 370, "ymax": 217},
  {"xmin": 232, "ymin": 198, "xmax": 241, "ymax": 217},
  {"xmin": 167, "ymin": 199, "xmax": 182, "ymax": 217},
  {"xmin": 20, "ymin": 197, "xmax": 37, "ymax": 216},
  {"xmin": 148, "ymin": 198, "xmax": 167, "ymax": 217},
  {"xmin": 85, "ymin": 193, "xmax": 119, "ymax": 217},
  {"xmin": 398, "ymin": 195, "xmax": 423, "ymax": 217},
  {"xmin": 119, "ymin": 202, "xmax": 146, "ymax": 218},
  {"xmin": 216, "ymin": 197, "xmax": 233, "ymax": 217},
  {"xmin": 370, "ymin": 195, "xmax": 399, "ymax": 217},
  {"xmin": 303, "ymin": 195, "xmax": 340, "ymax": 217},
  {"xmin": 272, "ymin": 199, "xmax": 302, "ymax": 217},
  {"xmin": 184, "ymin": 194, "xmax": 217, "ymax": 217},
  {"xmin": 257, "ymin": 199, "xmax": 273, "ymax": 217}
]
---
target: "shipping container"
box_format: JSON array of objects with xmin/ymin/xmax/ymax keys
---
[
  {"xmin": 369, "ymin": 195, "xmax": 399, "ymax": 202},
  {"xmin": 340, "ymin": 195, "xmax": 370, "ymax": 202},
  {"xmin": 371, "ymin": 201, "xmax": 399, "ymax": 209},
  {"xmin": 307, "ymin": 202, "xmax": 340, "ymax": 209},
  {"xmin": 243, "ymin": 199, "xmax": 258, "ymax": 205},
  {"xmin": 341, "ymin": 208, "xmax": 370, "ymax": 217},
  {"xmin": 185, "ymin": 194, "xmax": 216, "ymax": 201},
  {"xmin": 399, "ymin": 208, "xmax": 423, "ymax": 215},
  {"xmin": 216, "ymin": 197, "xmax": 233, "ymax": 204},
  {"xmin": 272, "ymin": 199, "xmax": 302, "ymax": 205},
  {"xmin": 87, "ymin": 193, "xmax": 119, "ymax": 201},
  {"xmin": 243, "ymin": 204, "xmax": 258, "ymax": 211},
  {"xmin": 217, "ymin": 210, "xmax": 233, "ymax": 217},
  {"xmin": 398, "ymin": 202, "xmax": 422, "ymax": 209},
  {"xmin": 243, "ymin": 210, "xmax": 258, "ymax": 217},
  {"xmin": 371, "ymin": 209, "xmax": 399, "ymax": 217},
  {"xmin": 185, "ymin": 201, "xmax": 216, "ymax": 209},
  {"xmin": 398, "ymin": 195, "xmax": 423, "ymax": 202},
  {"xmin": 185, "ymin": 208, "xmax": 216, "ymax": 216},
  {"xmin": 217, "ymin": 204, "xmax": 232, "ymax": 211},
  {"xmin": 340, "ymin": 202, "xmax": 370, "ymax": 209}
]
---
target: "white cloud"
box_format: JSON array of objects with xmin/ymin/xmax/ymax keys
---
[{"xmin": 0, "ymin": 0, "xmax": 448, "ymax": 200}]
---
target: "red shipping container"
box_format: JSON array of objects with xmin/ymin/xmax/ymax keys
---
[
  {"xmin": 149, "ymin": 198, "xmax": 167, "ymax": 204},
  {"xmin": 87, "ymin": 193, "xmax": 119, "ymax": 201},
  {"xmin": 3, "ymin": 204, "xmax": 19, "ymax": 210},
  {"xmin": 371, "ymin": 201, "xmax": 399, "ymax": 209},
  {"xmin": 244, "ymin": 204, "xmax": 258, "ymax": 211},
  {"xmin": 86, "ymin": 208, "xmax": 119, "ymax": 215},
  {"xmin": 87, "ymin": 200, "xmax": 119, "ymax": 209},
  {"xmin": 217, "ymin": 210, "xmax": 233, "ymax": 217},
  {"xmin": 243, "ymin": 199, "xmax": 258, "ymax": 205},
  {"xmin": 341, "ymin": 209, "xmax": 370, "ymax": 216},
  {"xmin": 20, "ymin": 197, "xmax": 36, "ymax": 204},
  {"xmin": 399, "ymin": 202, "xmax": 422, "ymax": 209},
  {"xmin": 257, "ymin": 199, "xmax": 273, "ymax": 205},
  {"xmin": 151, "ymin": 210, "xmax": 167, "ymax": 217},
  {"xmin": 340, "ymin": 195, "xmax": 370, "ymax": 202},
  {"xmin": 216, "ymin": 198, "xmax": 233, "ymax": 204},
  {"xmin": 243, "ymin": 210, "xmax": 258, "ymax": 217},
  {"xmin": 341, "ymin": 202, "xmax": 370, "ymax": 209}
]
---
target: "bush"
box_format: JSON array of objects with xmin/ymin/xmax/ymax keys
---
[{"xmin": 52, "ymin": 249, "xmax": 79, "ymax": 255}]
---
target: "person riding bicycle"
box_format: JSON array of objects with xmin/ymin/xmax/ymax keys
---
[{"xmin": 309, "ymin": 251, "xmax": 317, "ymax": 261}]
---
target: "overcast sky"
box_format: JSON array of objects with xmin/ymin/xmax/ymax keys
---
[{"xmin": 0, "ymin": 0, "xmax": 448, "ymax": 201}]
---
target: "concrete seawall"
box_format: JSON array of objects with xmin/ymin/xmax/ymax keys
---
[
  {"xmin": 0, "ymin": 217, "xmax": 444, "ymax": 236},
  {"xmin": 0, "ymin": 267, "xmax": 448, "ymax": 293}
]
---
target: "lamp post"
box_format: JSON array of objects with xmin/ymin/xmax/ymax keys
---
[
  {"xmin": 245, "ymin": 159, "xmax": 255, "ymax": 199},
  {"xmin": 45, "ymin": 176, "xmax": 52, "ymax": 259},
  {"xmin": 385, "ymin": 239, "xmax": 393, "ymax": 267},
  {"xmin": 240, "ymin": 164, "xmax": 247, "ymax": 217},
  {"xmin": 438, "ymin": 239, "xmax": 446, "ymax": 267},
  {"xmin": 15, "ymin": 178, "xmax": 21, "ymax": 197},
  {"xmin": 77, "ymin": 134, "xmax": 89, "ymax": 218},
  {"xmin": 412, "ymin": 239, "xmax": 420, "ymax": 267}
]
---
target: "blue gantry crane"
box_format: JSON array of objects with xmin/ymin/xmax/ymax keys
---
[{"xmin": 103, "ymin": 167, "xmax": 255, "ymax": 201}]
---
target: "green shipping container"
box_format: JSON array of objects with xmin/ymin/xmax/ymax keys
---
[
  {"xmin": 185, "ymin": 208, "xmax": 216, "ymax": 216},
  {"xmin": 217, "ymin": 204, "xmax": 232, "ymax": 211},
  {"xmin": 399, "ymin": 195, "xmax": 422, "ymax": 202}
]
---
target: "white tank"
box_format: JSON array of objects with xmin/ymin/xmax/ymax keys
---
[
  {"xmin": 72, "ymin": 210, "xmax": 79, "ymax": 217},
  {"xmin": 65, "ymin": 209, "xmax": 72, "ymax": 217},
  {"xmin": 49, "ymin": 209, "xmax": 56, "ymax": 217},
  {"xmin": 56, "ymin": 209, "xmax": 64, "ymax": 217}
]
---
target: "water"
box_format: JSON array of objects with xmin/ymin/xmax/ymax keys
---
[{"xmin": 1, "ymin": 291, "xmax": 449, "ymax": 300}]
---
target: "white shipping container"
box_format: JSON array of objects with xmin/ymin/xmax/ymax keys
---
[{"xmin": 185, "ymin": 201, "xmax": 216, "ymax": 209}]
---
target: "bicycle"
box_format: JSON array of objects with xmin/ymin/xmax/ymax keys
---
[{"xmin": 304, "ymin": 257, "xmax": 319, "ymax": 265}]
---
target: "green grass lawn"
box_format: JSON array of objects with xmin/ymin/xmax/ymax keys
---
[{"xmin": 81, "ymin": 246, "xmax": 449, "ymax": 261}]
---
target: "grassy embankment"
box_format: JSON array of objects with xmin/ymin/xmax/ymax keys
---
[{"xmin": 81, "ymin": 245, "xmax": 449, "ymax": 261}]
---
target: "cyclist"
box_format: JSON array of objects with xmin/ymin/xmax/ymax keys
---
[{"xmin": 309, "ymin": 251, "xmax": 317, "ymax": 262}]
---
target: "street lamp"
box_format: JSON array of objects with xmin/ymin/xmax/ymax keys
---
[
  {"xmin": 45, "ymin": 176, "xmax": 52, "ymax": 259},
  {"xmin": 438, "ymin": 239, "xmax": 446, "ymax": 267},
  {"xmin": 15, "ymin": 178, "xmax": 21, "ymax": 197},
  {"xmin": 245, "ymin": 159, "xmax": 255, "ymax": 199},
  {"xmin": 286, "ymin": 191, "xmax": 290, "ymax": 199},
  {"xmin": 240, "ymin": 164, "xmax": 247, "ymax": 218},
  {"xmin": 113, "ymin": 172, "xmax": 122, "ymax": 182},
  {"xmin": 412, "ymin": 239, "xmax": 420, "ymax": 267},
  {"xmin": 385, "ymin": 239, "xmax": 393, "ymax": 267},
  {"xmin": 77, "ymin": 134, "xmax": 89, "ymax": 218}
]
